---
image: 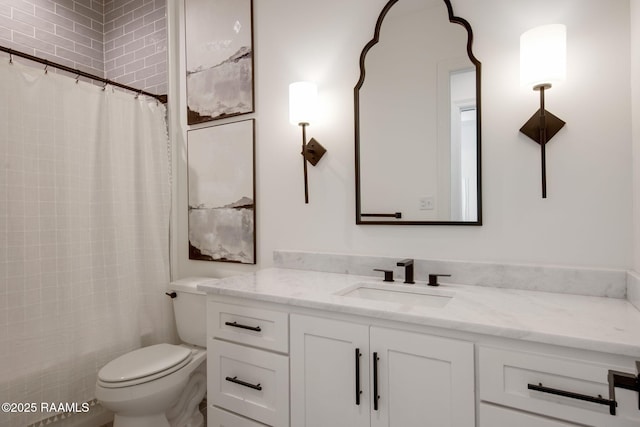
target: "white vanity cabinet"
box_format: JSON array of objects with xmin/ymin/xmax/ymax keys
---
[
  {"xmin": 290, "ymin": 314, "xmax": 475, "ymax": 427},
  {"xmin": 201, "ymin": 270, "xmax": 640, "ymax": 427}
]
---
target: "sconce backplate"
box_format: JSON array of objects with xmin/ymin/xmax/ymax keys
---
[
  {"xmin": 520, "ymin": 108, "xmax": 566, "ymax": 144},
  {"xmin": 304, "ymin": 138, "xmax": 327, "ymax": 166}
]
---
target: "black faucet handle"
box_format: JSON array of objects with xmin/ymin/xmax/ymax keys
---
[
  {"xmin": 373, "ymin": 269, "xmax": 394, "ymax": 282},
  {"xmin": 427, "ymin": 274, "xmax": 451, "ymax": 287}
]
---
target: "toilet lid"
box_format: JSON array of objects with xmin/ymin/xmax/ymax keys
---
[{"xmin": 98, "ymin": 344, "xmax": 192, "ymax": 384}]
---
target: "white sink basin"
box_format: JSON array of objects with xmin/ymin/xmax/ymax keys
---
[{"xmin": 336, "ymin": 283, "xmax": 453, "ymax": 308}]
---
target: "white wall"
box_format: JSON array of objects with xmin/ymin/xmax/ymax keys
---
[
  {"xmin": 168, "ymin": 0, "xmax": 633, "ymax": 279},
  {"xmin": 632, "ymin": 0, "xmax": 640, "ymax": 273}
]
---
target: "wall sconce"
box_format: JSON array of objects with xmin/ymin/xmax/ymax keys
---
[
  {"xmin": 289, "ymin": 81, "xmax": 327, "ymax": 204},
  {"xmin": 519, "ymin": 24, "xmax": 567, "ymax": 198}
]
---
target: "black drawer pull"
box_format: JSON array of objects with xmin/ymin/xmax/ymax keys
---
[
  {"xmin": 355, "ymin": 348, "xmax": 362, "ymax": 405},
  {"xmin": 224, "ymin": 321, "xmax": 262, "ymax": 332},
  {"xmin": 528, "ymin": 383, "xmax": 617, "ymax": 415},
  {"xmin": 373, "ymin": 352, "xmax": 380, "ymax": 411},
  {"xmin": 225, "ymin": 376, "xmax": 262, "ymax": 391}
]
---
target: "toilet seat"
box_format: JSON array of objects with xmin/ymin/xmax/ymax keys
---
[{"xmin": 97, "ymin": 344, "xmax": 193, "ymax": 389}]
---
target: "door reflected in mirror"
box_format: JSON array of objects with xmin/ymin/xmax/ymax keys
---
[{"xmin": 355, "ymin": 0, "xmax": 481, "ymax": 225}]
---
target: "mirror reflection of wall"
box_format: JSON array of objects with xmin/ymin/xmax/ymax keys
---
[
  {"xmin": 356, "ymin": 0, "xmax": 481, "ymax": 225},
  {"xmin": 450, "ymin": 69, "xmax": 477, "ymax": 222}
]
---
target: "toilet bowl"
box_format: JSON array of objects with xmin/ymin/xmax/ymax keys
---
[{"xmin": 96, "ymin": 278, "xmax": 214, "ymax": 427}]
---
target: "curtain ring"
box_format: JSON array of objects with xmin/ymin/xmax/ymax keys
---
[
  {"xmin": 102, "ymin": 81, "xmax": 108, "ymax": 91},
  {"xmin": 8, "ymin": 49, "xmax": 12, "ymax": 64},
  {"xmin": 75, "ymin": 74, "xmax": 80, "ymax": 84},
  {"xmin": 44, "ymin": 61, "xmax": 48, "ymax": 74}
]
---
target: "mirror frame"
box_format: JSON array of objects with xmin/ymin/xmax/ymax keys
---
[{"xmin": 354, "ymin": 0, "xmax": 482, "ymax": 225}]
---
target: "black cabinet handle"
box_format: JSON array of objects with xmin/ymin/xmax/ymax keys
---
[
  {"xmin": 373, "ymin": 352, "xmax": 380, "ymax": 411},
  {"xmin": 355, "ymin": 348, "xmax": 362, "ymax": 405},
  {"xmin": 225, "ymin": 376, "xmax": 262, "ymax": 391},
  {"xmin": 528, "ymin": 383, "xmax": 617, "ymax": 415},
  {"xmin": 224, "ymin": 321, "xmax": 262, "ymax": 332}
]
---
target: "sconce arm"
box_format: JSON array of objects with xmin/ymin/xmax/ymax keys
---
[{"xmin": 297, "ymin": 122, "xmax": 327, "ymax": 204}]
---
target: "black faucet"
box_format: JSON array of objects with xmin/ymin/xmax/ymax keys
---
[{"xmin": 396, "ymin": 259, "xmax": 415, "ymax": 284}]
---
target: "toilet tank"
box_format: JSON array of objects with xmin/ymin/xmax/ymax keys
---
[{"xmin": 169, "ymin": 277, "xmax": 216, "ymax": 348}]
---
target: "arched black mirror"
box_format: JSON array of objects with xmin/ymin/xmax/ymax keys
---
[{"xmin": 355, "ymin": 0, "xmax": 481, "ymax": 225}]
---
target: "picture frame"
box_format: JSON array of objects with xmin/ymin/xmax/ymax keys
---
[
  {"xmin": 187, "ymin": 119, "xmax": 256, "ymax": 264},
  {"xmin": 185, "ymin": 0, "xmax": 254, "ymax": 125}
]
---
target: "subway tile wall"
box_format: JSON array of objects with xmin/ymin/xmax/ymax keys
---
[
  {"xmin": 104, "ymin": 0, "xmax": 166, "ymax": 95},
  {"xmin": 0, "ymin": 0, "xmax": 106, "ymax": 77},
  {"xmin": 0, "ymin": 0, "xmax": 167, "ymax": 95}
]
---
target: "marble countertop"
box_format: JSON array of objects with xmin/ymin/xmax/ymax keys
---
[{"xmin": 198, "ymin": 268, "xmax": 640, "ymax": 358}]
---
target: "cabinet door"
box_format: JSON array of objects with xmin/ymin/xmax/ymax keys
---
[
  {"xmin": 370, "ymin": 327, "xmax": 475, "ymax": 427},
  {"xmin": 291, "ymin": 314, "xmax": 370, "ymax": 427}
]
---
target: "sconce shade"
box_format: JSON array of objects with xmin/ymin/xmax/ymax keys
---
[
  {"xmin": 520, "ymin": 24, "xmax": 566, "ymax": 88},
  {"xmin": 289, "ymin": 81, "xmax": 317, "ymax": 125}
]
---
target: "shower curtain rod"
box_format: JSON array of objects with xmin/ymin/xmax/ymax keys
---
[{"xmin": 0, "ymin": 45, "xmax": 167, "ymax": 103}]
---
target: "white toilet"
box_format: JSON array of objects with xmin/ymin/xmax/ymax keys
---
[{"xmin": 96, "ymin": 278, "xmax": 213, "ymax": 427}]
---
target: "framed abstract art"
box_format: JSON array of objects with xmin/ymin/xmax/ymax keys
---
[
  {"xmin": 187, "ymin": 119, "xmax": 256, "ymax": 264},
  {"xmin": 185, "ymin": 0, "xmax": 254, "ymax": 125}
]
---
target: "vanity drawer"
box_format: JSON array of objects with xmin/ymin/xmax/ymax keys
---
[
  {"xmin": 208, "ymin": 301, "xmax": 289, "ymax": 353},
  {"xmin": 209, "ymin": 339, "xmax": 289, "ymax": 427},
  {"xmin": 208, "ymin": 406, "xmax": 268, "ymax": 427},
  {"xmin": 479, "ymin": 346, "xmax": 640, "ymax": 427},
  {"xmin": 480, "ymin": 403, "xmax": 582, "ymax": 426}
]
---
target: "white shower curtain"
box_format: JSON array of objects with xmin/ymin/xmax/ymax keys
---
[{"xmin": 0, "ymin": 60, "xmax": 176, "ymax": 427}]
